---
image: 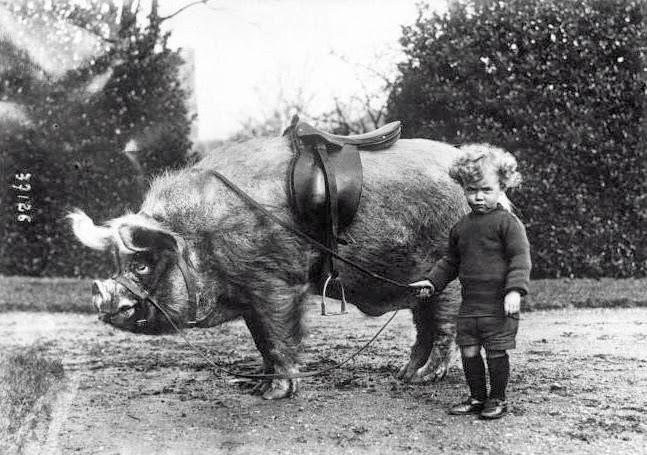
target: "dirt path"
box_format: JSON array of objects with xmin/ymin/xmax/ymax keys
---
[{"xmin": 3, "ymin": 304, "xmax": 646, "ymax": 454}]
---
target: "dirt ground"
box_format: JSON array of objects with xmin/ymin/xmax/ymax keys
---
[{"xmin": 3, "ymin": 301, "xmax": 646, "ymax": 454}]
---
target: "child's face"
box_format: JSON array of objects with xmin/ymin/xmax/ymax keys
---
[{"xmin": 463, "ymin": 169, "xmax": 503, "ymax": 214}]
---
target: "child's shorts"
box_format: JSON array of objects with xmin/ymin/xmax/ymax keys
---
[{"xmin": 456, "ymin": 315, "xmax": 519, "ymax": 351}]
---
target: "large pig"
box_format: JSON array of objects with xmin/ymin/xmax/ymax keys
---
[{"xmin": 69, "ymin": 135, "xmax": 467, "ymax": 399}]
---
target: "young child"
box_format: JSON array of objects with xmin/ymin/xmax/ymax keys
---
[{"xmin": 410, "ymin": 144, "xmax": 531, "ymax": 420}]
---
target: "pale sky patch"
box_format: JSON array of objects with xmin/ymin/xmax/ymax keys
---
[{"xmin": 159, "ymin": 0, "xmax": 448, "ymax": 140}]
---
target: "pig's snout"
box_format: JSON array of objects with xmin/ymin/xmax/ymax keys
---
[{"xmin": 92, "ymin": 280, "xmax": 112, "ymax": 314}]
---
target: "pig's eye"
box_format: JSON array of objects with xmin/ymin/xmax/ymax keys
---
[{"xmin": 133, "ymin": 263, "xmax": 150, "ymax": 275}]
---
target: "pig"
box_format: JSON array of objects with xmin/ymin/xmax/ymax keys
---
[{"xmin": 69, "ymin": 135, "xmax": 467, "ymax": 399}]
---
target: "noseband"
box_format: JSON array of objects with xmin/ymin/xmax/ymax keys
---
[{"xmin": 109, "ymin": 247, "xmax": 203, "ymax": 328}]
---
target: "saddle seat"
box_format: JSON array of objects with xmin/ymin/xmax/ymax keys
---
[{"xmin": 293, "ymin": 120, "xmax": 401, "ymax": 151}]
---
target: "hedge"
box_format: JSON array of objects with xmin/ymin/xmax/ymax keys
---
[{"xmin": 387, "ymin": 0, "xmax": 647, "ymax": 277}]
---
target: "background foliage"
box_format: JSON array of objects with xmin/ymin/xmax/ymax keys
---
[
  {"xmin": 388, "ymin": 0, "xmax": 647, "ymax": 277},
  {"xmin": 1, "ymin": 1, "xmax": 192, "ymax": 277},
  {"xmin": 3, "ymin": 0, "xmax": 646, "ymax": 280}
]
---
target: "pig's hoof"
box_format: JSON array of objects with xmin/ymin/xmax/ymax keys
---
[
  {"xmin": 261, "ymin": 379, "xmax": 297, "ymax": 400},
  {"xmin": 396, "ymin": 365, "xmax": 406, "ymax": 379},
  {"xmin": 251, "ymin": 380, "xmax": 271, "ymax": 395},
  {"xmin": 411, "ymin": 362, "xmax": 448, "ymax": 383},
  {"xmin": 396, "ymin": 363, "xmax": 419, "ymax": 382}
]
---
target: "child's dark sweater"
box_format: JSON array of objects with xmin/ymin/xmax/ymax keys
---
[{"xmin": 428, "ymin": 206, "xmax": 531, "ymax": 317}]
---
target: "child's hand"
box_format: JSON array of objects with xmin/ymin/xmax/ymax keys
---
[
  {"xmin": 504, "ymin": 290, "xmax": 521, "ymax": 315},
  {"xmin": 409, "ymin": 280, "xmax": 435, "ymax": 299}
]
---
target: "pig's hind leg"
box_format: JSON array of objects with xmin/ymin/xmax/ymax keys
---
[
  {"xmin": 398, "ymin": 282, "xmax": 460, "ymax": 383},
  {"xmin": 397, "ymin": 298, "xmax": 435, "ymax": 381}
]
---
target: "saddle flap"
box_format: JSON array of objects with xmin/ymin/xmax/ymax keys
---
[
  {"xmin": 289, "ymin": 143, "xmax": 362, "ymax": 232},
  {"xmin": 284, "ymin": 115, "xmax": 405, "ymax": 241}
]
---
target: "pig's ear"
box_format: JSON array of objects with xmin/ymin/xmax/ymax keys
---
[
  {"xmin": 67, "ymin": 210, "xmax": 114, "ymax": 251},
  {"xmin": 117, "ymin": 224, "xmax": 178, "ymax": 253}
]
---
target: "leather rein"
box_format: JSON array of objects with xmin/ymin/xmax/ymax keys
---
[{"xmin": 109, "ymin": 169, "xmax": 413, "ymax": 381}]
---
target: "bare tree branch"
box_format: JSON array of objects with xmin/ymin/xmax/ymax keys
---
[
  {"xmin": 330, "ymin": 50, "xmax": 396, "ymax": 88},
  {"xmin": 70, "ymin": 21, "xmax": 118, "ymax": 44},
  {"xmin": 159, "ymin": 0, "xmax": 211, "ymax": 21},
  {"xmin": 119, "ymin": 0, "xmax": 137, "ymax": 38}
]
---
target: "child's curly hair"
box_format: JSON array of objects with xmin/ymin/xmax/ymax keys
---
[{"xmin": 449, "ymin": 144, "xmax": 522, "ymax": 189}]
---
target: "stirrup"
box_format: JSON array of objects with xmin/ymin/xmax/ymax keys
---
[{"xmin": 321, "ymin": 274, "xmax": 348, "ymax": 316}]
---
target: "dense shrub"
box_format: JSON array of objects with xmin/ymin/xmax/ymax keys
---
[
  {"xmin": 388, "ymin": 0, "xmax": 647, "ymax": 277},
  {"xmin": 1, "ymin": 128, "xmax": 140, "ymax": 277},
  {"xmin": 0, "ymin": 3, "xmax": 192, "ymax": 277}
]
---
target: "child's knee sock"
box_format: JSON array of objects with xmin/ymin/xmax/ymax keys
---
[
  {"xmin": 462, "ymin": 354, "xmax": 487, "ymax": 401},
  {"xmin": 487, "ymin": 353, "xmax": 510, "ymax": 400}
]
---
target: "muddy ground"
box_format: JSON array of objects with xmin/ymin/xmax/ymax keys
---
[{"xmin": 3, "ymin": 302, "xmax": 646, "ymax": 454}]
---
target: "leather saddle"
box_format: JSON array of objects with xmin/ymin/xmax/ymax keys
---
[
  {"xmin": 283, "ymin": 116, "xmax": 401, "ymax": 314},
  {"xmin": 284, "ymin": 116, "xmax": 401, "ymax": 235}
]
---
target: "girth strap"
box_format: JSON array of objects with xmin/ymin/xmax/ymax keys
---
[{"xmin": 311, "ymin": 141, "xmax": 340, "ymax": 278}]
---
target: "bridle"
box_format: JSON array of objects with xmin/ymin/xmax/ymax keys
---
[{"xmin": 107, "ymin": 245, "xmax": 209, "ymax": 330}]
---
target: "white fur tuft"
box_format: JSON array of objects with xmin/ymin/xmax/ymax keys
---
[{"xmin": 67, "ymin": 210, "xmax": 115, "ymax": 251}]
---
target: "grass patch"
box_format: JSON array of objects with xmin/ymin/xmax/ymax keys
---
[
  {"xmin": 0, "ymin": 345, "xmax": 65, "ymax": 453},
  {"xmin": 526, "ymin": 278, "xmax": 647, "ymax": 311},
  {"xmin": 0, "ymin": 276, "xmax": 94, "ymax": 313},
  {"xmin": 1, "ymin": 275, "xmax": 647, "ymax": 314}
]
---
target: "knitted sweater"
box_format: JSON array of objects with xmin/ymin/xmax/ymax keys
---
[{"xmin": 428, "ymin": 206, "xmax": 531, "ymax": 317}]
